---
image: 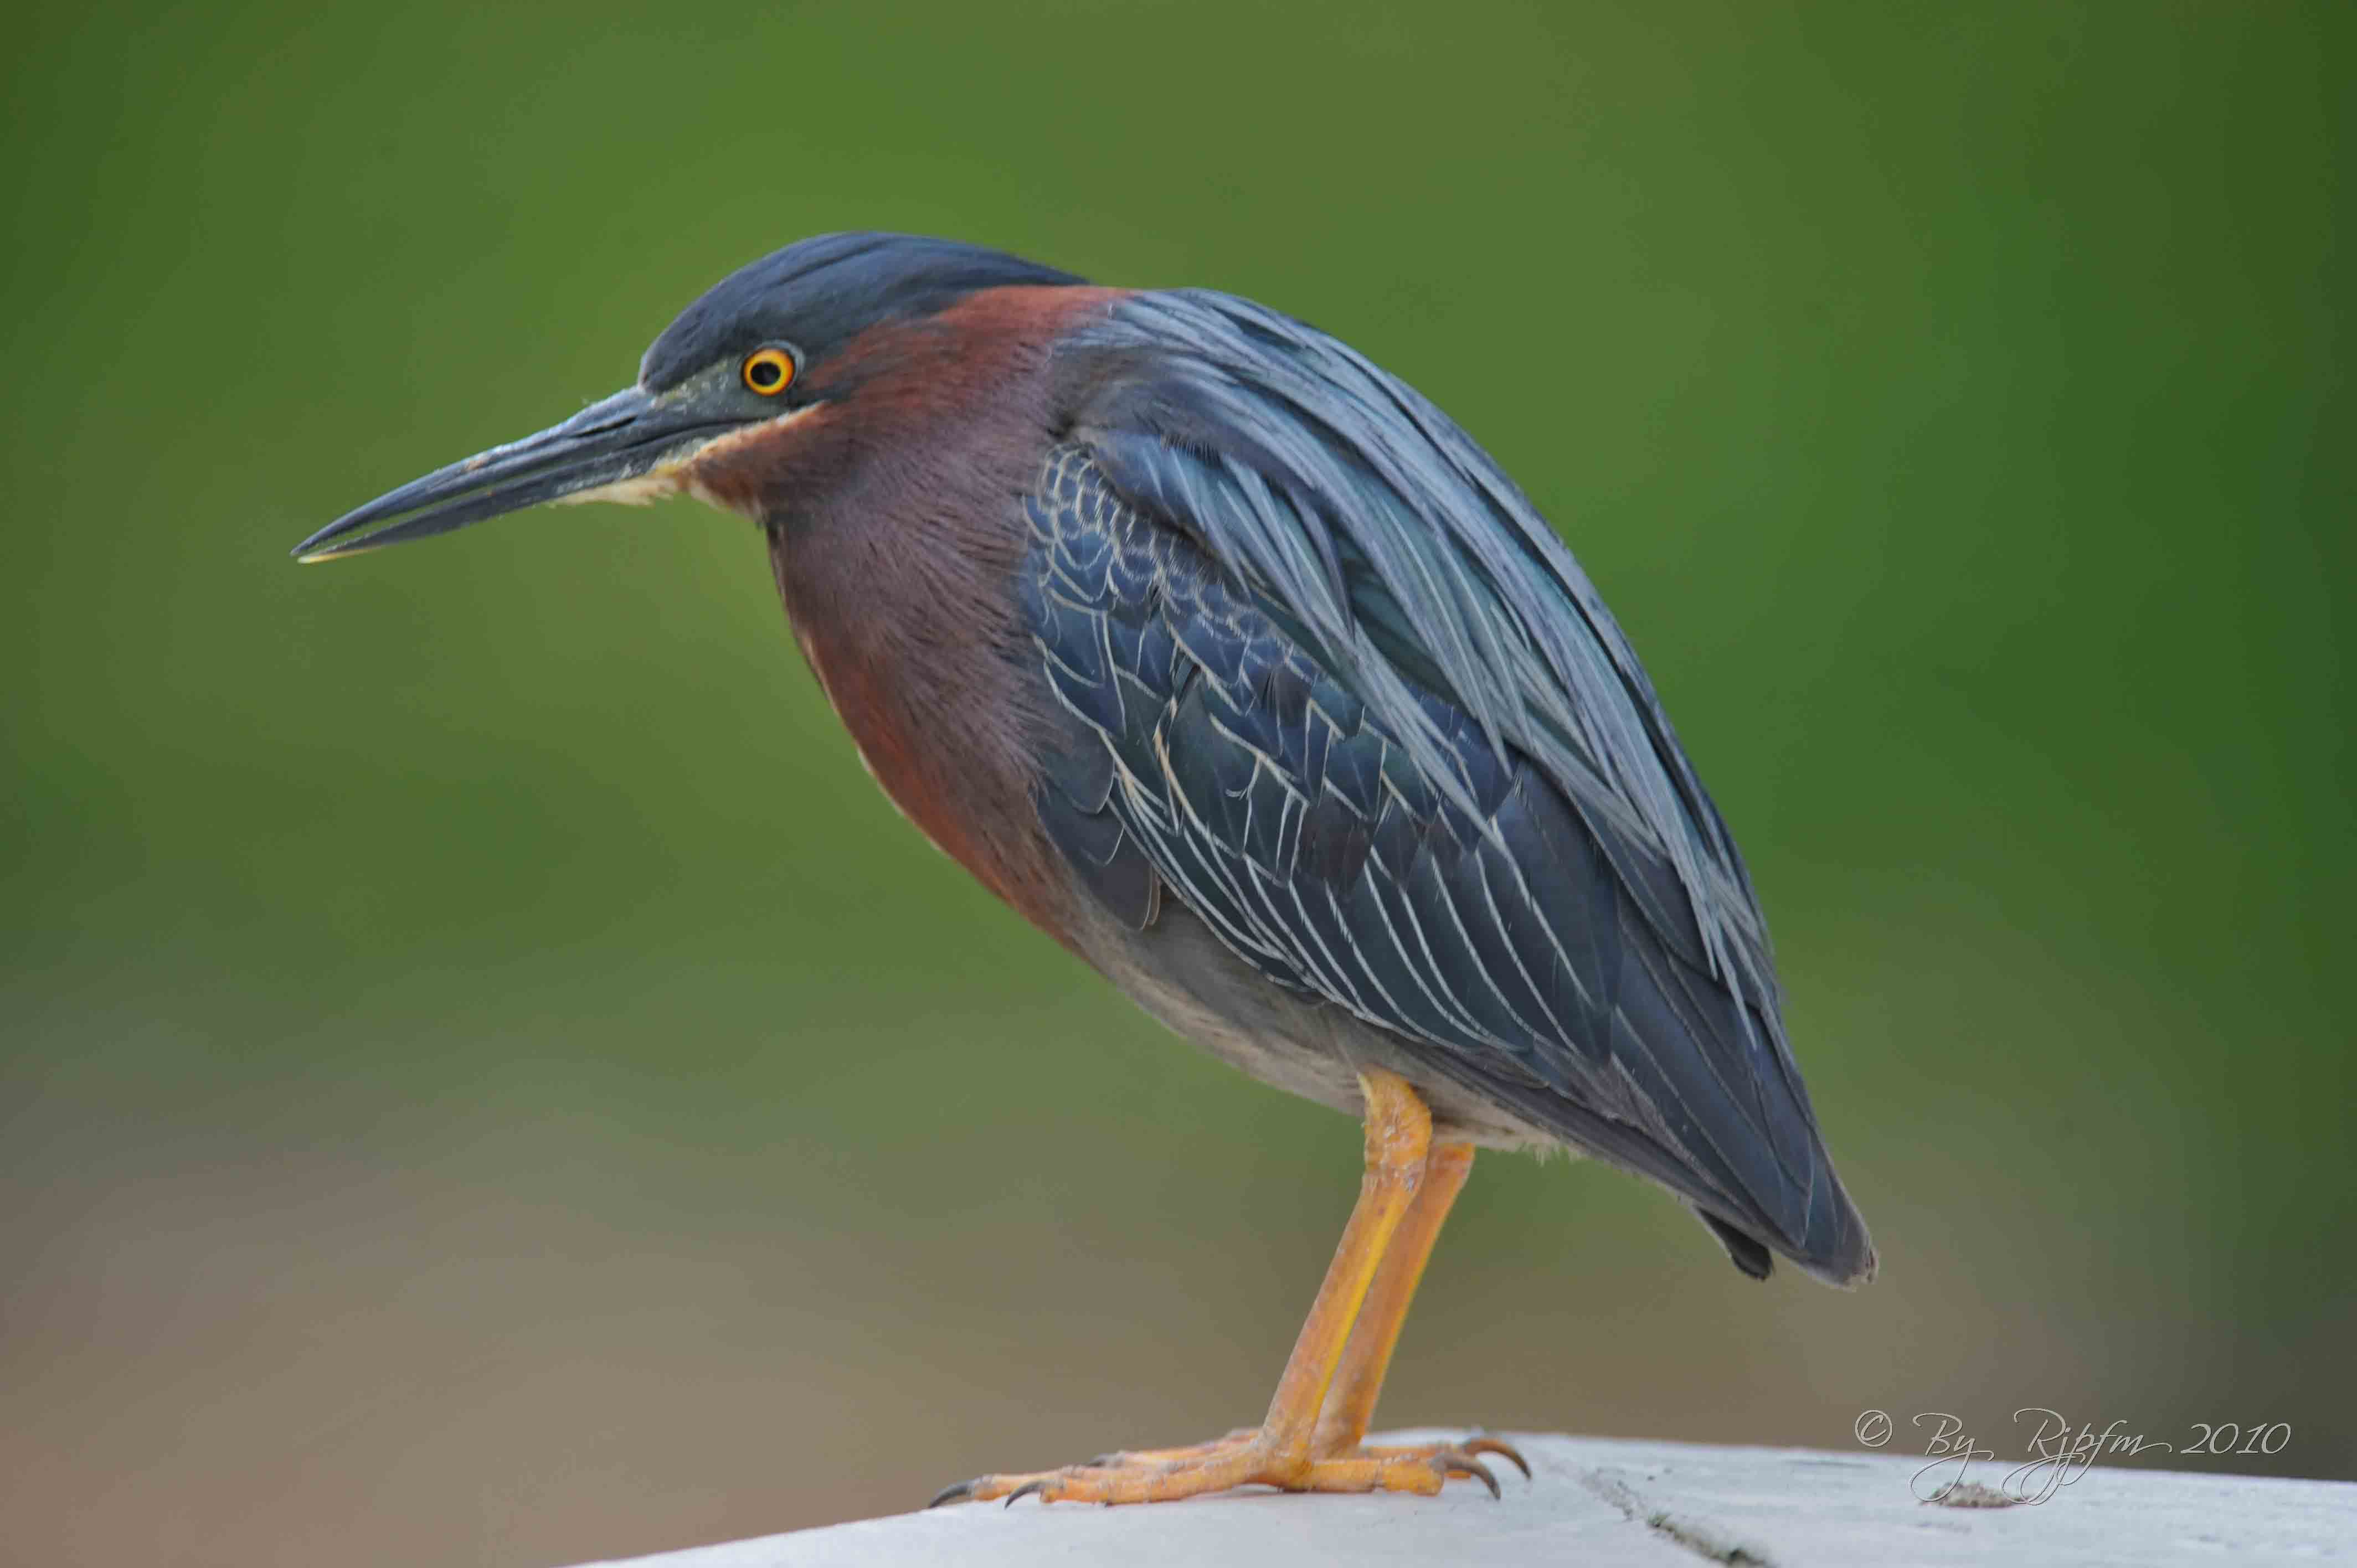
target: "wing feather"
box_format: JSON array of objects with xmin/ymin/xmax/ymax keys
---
[{"xmin": 1022, "ymin": 296, "xmax": 1871, "ymax": 1282}]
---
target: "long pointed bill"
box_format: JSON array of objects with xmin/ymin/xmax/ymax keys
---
[{"xmin": 292, "ymin": 386, "xmax": 745, "ymax": 563}]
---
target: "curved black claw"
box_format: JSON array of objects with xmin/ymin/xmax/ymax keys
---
[
  {"xmin": 1438, "ymin": 1451, "xmax": 1502, "ymax": 1499},
  {"xmin": 1463, "ymin": 1435, "xmax": 1531, "ymax": 1480},
  {"xmin": 1003, "ymin": 1479, "xmax": 1053, "ymax": 1508},
  {"xmin": 927, "ymin": 1480, "xmax": 977, "ymax": 1509}
]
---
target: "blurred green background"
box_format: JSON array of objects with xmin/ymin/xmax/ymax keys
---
[{"xmin": 4, "ymin": 1, "xmax": 2349, "ymax": 1562}]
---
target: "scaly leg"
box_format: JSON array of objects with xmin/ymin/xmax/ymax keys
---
[
  {"xmin": 932, "ymin": 1071, "xmax": 1507, "ymax": 1505},
  {"xmin": 1313, "ymin": 1141, "xmax": 1526, "ymax": 1478},
  {"xmin": 1079, "ymin": 1141, "xmax": 1520, "ymax": 1481}
]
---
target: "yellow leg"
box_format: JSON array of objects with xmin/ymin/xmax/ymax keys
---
[
  {"xmin": 1312, "ymin": 1142, "xmax": 1528, "ymax": 1480},
  {"xmin": 1313, "ymin": 1140, "xmax": 1475, "ymax": 1453},
  {"xmin": 1075, "ymin": 1142, "xmax": 1521, "ymax": 1479},
  {"xmin": 933, "ymin": 1072, "xmax": 1510, "ymax": 1505}
]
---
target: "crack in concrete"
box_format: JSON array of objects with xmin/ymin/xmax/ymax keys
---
[{"xmin": 1579, "ymin": 1468, "xmax": 1777, "ymax": 1566}]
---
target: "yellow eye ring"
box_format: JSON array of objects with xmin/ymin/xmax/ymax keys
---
[{"xmin": 742, "ymin": 347, "xmax": 796, "ymax": 395}]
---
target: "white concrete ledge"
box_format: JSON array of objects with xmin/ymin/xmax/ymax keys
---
[{"xmin": 573, "ymin": 1431, "xmax": 2353, "ymax": 1567}]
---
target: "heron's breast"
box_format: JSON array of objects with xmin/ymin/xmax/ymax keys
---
[{"xmin": 787, "ymin": 608, "xmax": 1079, "ymax": 953}]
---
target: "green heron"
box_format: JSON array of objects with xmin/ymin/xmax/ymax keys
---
[{"xmin": 296, "ymin": 233, "xmax": 1874, "ymax": 1507}]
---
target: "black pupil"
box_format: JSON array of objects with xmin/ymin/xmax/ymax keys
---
[{"xmin": 749, "ymin": 357, "xmax": 784, "ymax": 389}]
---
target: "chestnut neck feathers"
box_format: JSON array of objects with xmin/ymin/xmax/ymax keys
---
[{"xmin": 691, "ymin": 286, "xmax": 1127, "ymax": 943}]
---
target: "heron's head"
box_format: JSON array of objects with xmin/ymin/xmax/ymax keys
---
[{"xmin": 293, "ymin": 233, "xmax": 1086, "ymax": 561}]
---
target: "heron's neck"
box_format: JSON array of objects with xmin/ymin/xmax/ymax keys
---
[{"xmin": 759, "ymin": 306, "xmax": 1119, "ymax": 948}]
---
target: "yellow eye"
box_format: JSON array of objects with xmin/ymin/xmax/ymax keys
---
[{"xmin": 742, "ymin": 347, "xmax": 796, "ymax": 395}]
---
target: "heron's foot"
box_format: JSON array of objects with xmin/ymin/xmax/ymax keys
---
[
  {"xmin": 928, "ymin": 1430, "xmax": 1520, "ymax": 1506},
  {"xmin": 1356, "ymin": 1435, "xmax": 1529, "ymax": 1479},
  {"xmin": 1079, "ymin": 1426, "xmax": 1255, "ymax": 1468}
]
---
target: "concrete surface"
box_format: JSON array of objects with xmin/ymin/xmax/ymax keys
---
[{"xmin": 572, "ymin": 1430, "xmax": 2354, "ymax": 1566}]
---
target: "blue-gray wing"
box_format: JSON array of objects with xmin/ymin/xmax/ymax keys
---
[{"xmin": 1021, "ymin": 291, "xmax": 1871, "ymax": 1283}]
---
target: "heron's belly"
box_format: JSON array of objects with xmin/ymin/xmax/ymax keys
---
[{"xmin": 1063, "ymin": 884, "xmax": 1557, "ymax": 1151}]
